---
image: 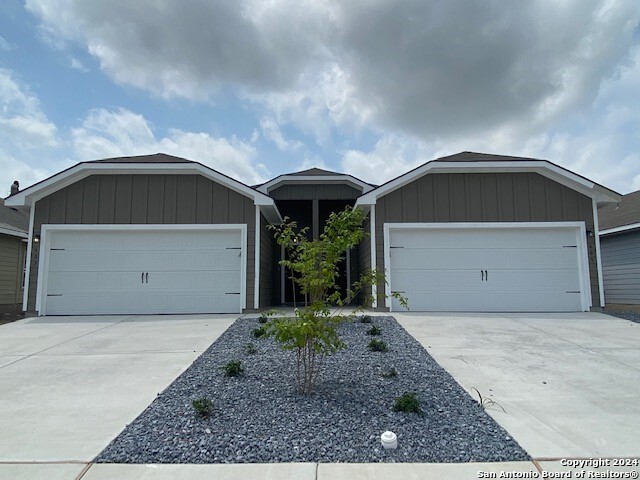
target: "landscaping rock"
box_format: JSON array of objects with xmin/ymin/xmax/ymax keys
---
[{"xmin": 96, "ymin": 316, "xmax": 529, "ymax": 463}]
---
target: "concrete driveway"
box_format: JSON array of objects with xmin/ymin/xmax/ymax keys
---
[
  {"xmin": 393, "ymin": 311, "xmax": 640, "ymax": 460},
  {"xmin": 0, "ymin": 314, "xmax": 236, "ymax": 478},
  {"xmin": 1, "ymin": 312, "xmax": 638, "ymax": 480}
]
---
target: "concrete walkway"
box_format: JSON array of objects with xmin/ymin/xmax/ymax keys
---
[{"xmin": 0, "ymin": 312, "xmax": 639, "ymax": 480}]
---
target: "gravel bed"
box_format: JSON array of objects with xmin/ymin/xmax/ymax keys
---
[
  {"xmin": 604, "ymin": 309, "xmax": 640, "ymax": 324},
  {"xmin": 97, "ymin": 316, "xmax": 529, "ymax": 464}
]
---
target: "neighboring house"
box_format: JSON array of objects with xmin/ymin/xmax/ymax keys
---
[
  {"xmin": 0, "ymin": 198, "xmax": 29, "ymax": 313},
  {"xmin": 598, "ymin": 190, "xmax": 640, "ymax": 306},
  {"xmin": 5, "ymin": 152, "xmax": 620, "ymax": 316}
]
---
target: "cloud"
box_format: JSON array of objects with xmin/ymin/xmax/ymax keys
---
[
  {"xmin": 0, "ymin": 155, "xmax": 50, "ymax": 197},
  {"xmin": 0, "ymin": 69, "xmax": 58, "ymax": 148},
  {"xmin": 27, "ymin": 1, "xmax": 640, "ymax": 137},
  {"xmin": 259, "ymin": 116, "xmax": 303, "ymax": 151},
  {"xmin": 21, "ymin": 1, "xmax": 640, "ymax": 193},
  {"xmin": 341, "ymin": 134, "xmax": 431, "ymax": 185},
  {"xmin": 0, "ymin": 35, "xmax": 13, "ymax": 51},
  {"xmin": 72, "ymin": 108, "xmax": 269, "ymax": 184},
  {"xmin": 70, "ymin": 57, "xmax": 89, "ymax": 72},
  {"xmin": 26, "ymin": 0, "xmax": 336, "ymax": 99}
]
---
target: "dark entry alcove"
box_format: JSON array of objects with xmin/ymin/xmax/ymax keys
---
[
  {"xmin": 274, "ymin": 200, "xmax": 312, "ymax": 305},
  {"xmin": 274, "ymin": 196, "xmax": 358, "ymax": 305}
]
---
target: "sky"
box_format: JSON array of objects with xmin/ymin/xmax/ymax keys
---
[{"xmin": 0, "ymin": 0, "xmax": 639, "ymax": 198}]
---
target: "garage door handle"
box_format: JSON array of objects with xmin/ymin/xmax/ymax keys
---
[
  {"xmin": 141, "ymin": 272, "xmax": 144, "ymax": 283},
  {"xmin": 146, "ymin": 272, "xmax": 149, "ymax": 284},
  {"xmin": 480, "ymin": 270, "xmax": 484, "ymax": 281},
  {"xmin": 485, "ymin": 269, "xmax": 488, "ymax": 281}
]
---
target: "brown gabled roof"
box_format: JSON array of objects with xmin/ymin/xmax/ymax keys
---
[
  {"xmin": 0, "ymin": 198, "xmax": 28, "ymax": 233},
  {"xmin": 253, "ymin": 166, "xmax": 377, "ymax": 189},
  {"xmin": 599, "ymin": 189, "xmax": 640, "ymax": 231},
  {"xmin": 90, "ymin": 153, "xmax": 194, "ymax": 164},
  {"xmin": 433, "ymin": 151, "xmax": 542, "ymax": 162},
  {"xmin": 287, "ymin": 167, "xmax": 344, "ymax": 176}
]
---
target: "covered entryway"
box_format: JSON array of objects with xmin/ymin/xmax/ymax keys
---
[
  {"xmin": 385, "ymin": 223, "xmax": 591, "ymax": 312},
  {"xmin": 38, "ymin": 225, "xmax": 246, "ymax": 315}
]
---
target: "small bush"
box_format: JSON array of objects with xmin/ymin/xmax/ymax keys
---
[
  {"xmin": 367, "ymin": 325, "xmax": 382, "ymax": 336},
  {"xmin": 222, "ymin": 360, "xmax": 244, "ymax": 377},
  {"xmin": 368, "ymin": 338, "xmax": 388, "ymax": 352},
  {"xmin": 192, "ymin": 398, "xmax": 213, "ymax": 418},
  {"xmin": 381, "ymin": 367, "xmax": 397, "ymax": 378},
  {"xmin": 393, "ymin": 392, "xmax": 421, "ymax": 414},
  {"xmin": 252, "ymin": 326, "xmax": 267, "ymax": 338},
  {"xmin": 359, "ymin": 315, "xmax": 373, "ymax": 323},
  {"xmin": 245, "ymin": 343, "xmax": 257, "ymax": 354},
  {"xmin": 258, "ymin": 314, "xmax": 268, "ymax": 324}
]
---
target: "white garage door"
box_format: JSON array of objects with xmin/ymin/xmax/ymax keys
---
[
  {"xmin": 387, "ymin": 225, "xmax": 589, "ymax": 312},
  {"xmin": 41, "ymin": 227, "xmax": 244, "ymax": 315}
]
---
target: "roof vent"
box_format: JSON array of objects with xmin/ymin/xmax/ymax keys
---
[{"xmin": 10, "ymin": 180, "xmax": 19, "ymax": 195}]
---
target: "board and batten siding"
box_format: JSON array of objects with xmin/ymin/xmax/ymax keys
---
[
  {"xmin": 369, "ymin": 172, "xmax": 600, "ymax": 309},
  {"xmin": 28, "ymin": 174, "xmax": 257, "ymax": 312},
  {"xmin": 0, "ymin": 234, "xmax": 25, "ymax": 310},
  {"xmin": 601, "ymin": 231, "xmax": 640, "ymax": 305},
  {"xmin": 259, "ymin": 212, "xmax": 278, "ymax": 308},
  {"xmin": 357, "ymin": 215, "xmax": 372, "ymax": 303},
  {"xmin": 268, "ymin": 183, "xmax": 362, "ymax": 201}
]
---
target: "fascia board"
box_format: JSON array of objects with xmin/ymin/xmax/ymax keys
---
[
  {"xmin": 257, "ymin": 175, "xmax": 374, "ymax": 195},
  {"xmin": 0, "ymin": 226, "xmax": 28, "ymax": 238},
  {"xmin": 355, "ymin": 161, "xmax": 619, "ymax": 207},
  {"xmin": 599, "ymin": 222, "xmax": 640, "ymax": 236},
  {"xmin": 5, "ymin": 163, "xmax": 278, "ymax": 208}
]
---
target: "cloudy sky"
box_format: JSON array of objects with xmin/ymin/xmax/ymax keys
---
[{"xmin": 0, "ymin": 0, "xmax": 639, "ymax": 197}]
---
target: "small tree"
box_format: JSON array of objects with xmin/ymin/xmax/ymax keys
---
[{"xmin": 266, "ymin": 206, "xmax": 406, "ymax": 395}]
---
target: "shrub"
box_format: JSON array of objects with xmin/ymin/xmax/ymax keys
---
[
  {"xmin": 381, "ymin": 367, "xmax": 397, "ymax": 378},
  {"xmin": 367, "ymin": 325, "xmax": 381, "ymax": 336},
  {"xmin": 192, "ymin": 398, "xmax": 213, "ymax": 418},
  {"xmin": 258, "ymin": 314, "xmax": 268, "ymax": 324},
  {"xmin": 252, "ymin": 326, "xmax": 267, "ymax": 338},
  {"xmin": 368, "ymin": 338, "xmax": 388, "ymax": 352},
  {"xmin": 359, "ymin": 315, "xmax": 373, "ymax": 323},
  {"xmin": 245, "ymin": 343, "xmax": 257, "ymax": 354},
  {"xmin": 393, "ymin": 392, "xmax": 422, "ymax": 414},
  {"xmin": 266, "ymin": 208, "xmax": 407, "ymax": 395},
  {"xmin": 222, "ymin": 360, "xmax": 244, "ymax": 377}
]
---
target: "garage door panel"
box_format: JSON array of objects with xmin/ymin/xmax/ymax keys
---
[
  {"xmin": 488, "ymin": 269, "xmax": 580, "ymax": 291},
  {"xmin": 392, "ymin": 269, "xmax": 485, "ymax": 289},
  {"xmin": 388, "ymin": 226, "xmax": 585, "ymax": 312},
  {"xmin": 146, "ymin": 250, "xmax": 241, "ymax": 270},
  {"xmin": 391, "ymin": 248, "xmax": 578, "ymax": 270},
  {"xmin": 46, "ymin": 292, "xmax": 148, "ymax": 315},
  {"xmin": 48, "ymin": 251, "xmax": 147, "ymax": 272},
  {"xmin": 47, "ymin": 271, "xmax": 146, "ymax": 294},
  {"xmin": 43, "ymin": 228, "xmax": 244, "ymax": 315},
  {"xmin": 146, "ymin": 270, "xmax": 241, "ymax": 292},
  {"xmin": 392, "ymin": 228, "xmax": 576, "ymax": 248}
]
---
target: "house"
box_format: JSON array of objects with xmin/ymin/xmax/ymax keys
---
[
  {"xmin": 598, "ymin": 190, "xmax": 640, "ymax": 306},
  {"xmin": 0, "ymin": 196, "xmax": 29, "ymax": 313},
  {"xmin": 5, "ymin": 152, "xmax": 620, "ymax": 316}
]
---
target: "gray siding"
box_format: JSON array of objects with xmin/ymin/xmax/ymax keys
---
[
  {"xmin": 260, "ymin": 212, "xmax": 278, "ymax": 308},
  {"xmin": 269, "ymin": 183, "xmax": 362, "ymax": 200},
  {"xmin": 28, "ymin": 174, "xmax": 256, "ymax": 312},
  {"xmin": 374, "ymin": 172, "xmax": 600, "ymax": 308},
  {"xmin": 0, "ymin": 234, "xmax": 25, "ymax": 310},
  {"xmin": 357, "ymin": 215, "xmax": 372, "ymax": 303},
  {"xmin": 601, "ymin": 231, "xmax": 640, "ymax": 305}
]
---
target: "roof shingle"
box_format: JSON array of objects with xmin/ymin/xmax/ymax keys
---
[{"xmin": 598, "ymin": 189, "xmax": 640, "ymax": 231}]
